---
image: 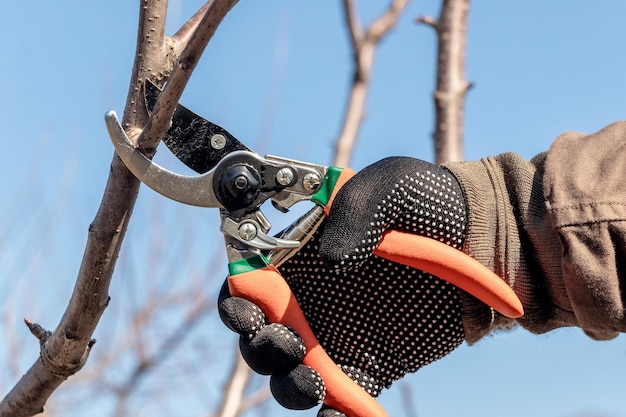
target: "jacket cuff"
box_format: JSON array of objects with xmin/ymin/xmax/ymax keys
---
[{"xmin": 443, "ymin": 160, "xmax": 518, "ymax": 343}]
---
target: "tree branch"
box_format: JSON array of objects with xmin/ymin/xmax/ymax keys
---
[
  {"xmin": 418, "ymin": 0, "xmax": 471, "ymax": 164},
  {"xmin": 342, "ymin": 0, "xmax": 363, "ymax": 57},
  {"xmin": 137, "ymin": 0, "xmax": 240, "ymax": 152},
  {"xmin": 171, "ymin": 2, "xmax": 214, "ymax": 54},
  {"xmin": 122, "ymin": 0, "xmax": 169, "ymax": 132},
  {"xmin": 333, "ymin": 0, "xmax": 409, "ymax": 167},
  {"xmin": 23, "ymin": 319, "xmax": 52, "ymax": 345},
  {"xmin": 211, "ymin": 352, "xmax": 253, "ymax": 417},
  {"xmin": 0, "ymin": 2, "xmax": 238, "ymax": 416},
  {"xmin": 367, "ymin": 0, "xmax": 408, "ymax": 42},
  {"xmin": 236, "ymin": 385, "xmax": 271, "ymax": 416}
]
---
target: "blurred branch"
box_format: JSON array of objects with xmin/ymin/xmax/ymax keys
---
[
  {"xmin": 211, "ymin": 352, "xmax": 252, "ymax": 417},
  {"xmin": 23, "ymin": 319, "xmax": 53, "ymax": 344},
  {"xmin": 4, "ymin": 309, "xmax": 22, "ymax": 381},
  {"xmin": 110, "ymin": 293, "xmax": 214, "ymax": 417},
  {"xmin": 333, "ymin": 0, "xmax": 409, "ymax": 167},
  {"xmin": 237, "ymin": 384, "xmax": 271, "ymax": 415},
  {"xmin": 417, "ymin": 0, "xmax": 471, "ymax": 164},
  {"xmin": 400, "ymin": 380, "xmax": 419, "ymax": 417},
  {"xmin": 202, "ymin": 351, "xmax": 270, "ymax": 417},
  {"xmin": 122, "ymin": 0, "xmax": 169, "ymax": 132},
  {"xmin": 0, "ymin": 1, "xmax": 238, "ymax": 416}
]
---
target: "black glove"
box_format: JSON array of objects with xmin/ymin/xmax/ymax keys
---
[{"xmin": 219, "ymin": 157, "xmax": 468, "ymax": 415}]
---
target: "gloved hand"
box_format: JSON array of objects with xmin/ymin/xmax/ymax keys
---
[{"xmin": 219, "ymin": 157, "xmax": 469, "ymax": 415}]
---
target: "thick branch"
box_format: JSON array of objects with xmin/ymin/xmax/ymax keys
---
[
  {"xmin": 0, "ymin": 0, "xmax": 161, "ymax": 403},
  {"xmin": 123, "ymin": 0, "xmax": 170, "ymax": 131},
  {"xmin": 419, "ymin": 0, "xmax": 471, "ymax": 164},
  {"xmin": 137, "ymin": 0, "xmax": 240, "ymax": 151},
  {"xmin": 24, "ymin": 319, "xmax": 51, "ymax": 344},
  {"xmin": 0, "ymin": 2, "xmax": 238, "ymax": 416},
  {"xmin": 333, "ymin": 0, "xmax": 408, "ymax": 167}
]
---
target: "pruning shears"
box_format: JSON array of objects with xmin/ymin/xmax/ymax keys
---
[{"xmin": 105, "ymin": 81, "xmax": 523, "ymax": 417}]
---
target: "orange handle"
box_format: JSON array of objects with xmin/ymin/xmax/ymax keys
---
[
  {"xmin": 374, "ymin": 231, "xmax": 523, "ymax": 318},
  {"xmin": 228, "ymin": 266, "xmax": 388, "ymax": 417}
]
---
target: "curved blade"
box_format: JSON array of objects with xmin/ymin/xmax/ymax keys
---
[
  {"xmin": 105, "ymin": 111, "xmax": 222, "ymax": 208},
  {"xmin": 145, "ymin": 80, "xmax": 250, "ymax": 174}
]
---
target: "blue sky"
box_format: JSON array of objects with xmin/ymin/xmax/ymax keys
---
[{"xmin": 1, "ymin": 2, "xmax": 626, "ymax": 417}]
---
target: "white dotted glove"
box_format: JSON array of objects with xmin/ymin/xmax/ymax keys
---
[{"xmin": 219, "ymin": 157, "xmax": 469, "ymax": 415}]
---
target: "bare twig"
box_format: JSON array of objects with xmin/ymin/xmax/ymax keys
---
[
  {"xmin": 4, "ymin": 310, "xmax": 21, "ymax": 381},
  {"xmin": 400, "ymin": 380, "xmax": 419, "ymax": 417},
  {"xmin": 333, "ymin": 0, "xmax": 409, "ymax": 167},
  {"xmin": 211, "ymin": 352, "xmax": 253, "ymax": 417},
  {"xmin": 0, "ymin": 2, "xmax": 238, "ymax": 416},
  {"xmin": 122, "ymin": 0, "xmax": 169, "ymax": 132},
  {"xmin": 23, "ymin": 319, "xmax": 52, "ymax": 344},
  {"xmin": 417, "ymin": 0, "xmax": 471, "ymax": 164},
  {"xmin": 110, "ymin": 294, "xmax": 214, "ymax": 417},
  {"xmin": 237, "ymin": 384, "xmax": 271, "ymax": 415}
]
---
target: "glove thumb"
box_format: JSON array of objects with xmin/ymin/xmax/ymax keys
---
[{"xmin": 320, "ymin": 157, "xmax": 466, "ymax": 268}]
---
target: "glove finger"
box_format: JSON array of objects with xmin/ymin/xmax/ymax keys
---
[
  {"xmin": 337, "ymin": 364, "xmax": 381, "ymax": 397},
  {"xmin": 239, "ymin": 323, "xmax": 305, "ymax": 375},
  {"xmin": 270, "ymin": 364, "xmax": 325, "ymax": 410},
  {"xmin": 218, "ymin": 280, "xmax": 267, "ymax": 338},
  {"xmin": 268, "ymin": 359, "xmax": 381, "ymax": 412},
  {"xmin": 317, "ymin": 405, "xmax": 346, "ymax": 417}
]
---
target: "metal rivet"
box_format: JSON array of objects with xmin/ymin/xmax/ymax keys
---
[
  {"xmin": 303, "ymin": 173, "xmax": 322, "ymax": 191},
  {"xmin": 210, "ymin": 134, "xmax": 227, "ymax": 150},
  {"xmin": 276, "ymin": 167, "xmax": 295, "ymax": 186},
  {"xmin": 238, "ymin": 223, "xmax": 257, "ymax": 241}
]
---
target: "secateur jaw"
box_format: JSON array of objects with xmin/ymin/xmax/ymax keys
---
[{"xmin": 104, "ymin": 110, "xmax": 330, "ymax": 262}]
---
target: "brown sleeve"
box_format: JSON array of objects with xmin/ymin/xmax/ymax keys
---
[{"xmin": 443, "ymin": 121, "xmax": 626, "ymax": 343}]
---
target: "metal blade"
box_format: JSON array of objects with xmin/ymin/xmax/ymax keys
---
[
  {"xmin": 105, "ymin": 111, "xmax": 222, "ymax": 208},
  {"xmin": 145, "ymin": 80, "xmax": 251, "ymax": 174}
]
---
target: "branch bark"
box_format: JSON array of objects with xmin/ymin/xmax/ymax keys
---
[
  {"xmin": 0, "ymin": 2, "xmax": 237, "ymax": 416},
  {"xmin": 417, "ymin": 0, "xmax": 471, "ymax": 164},
  {"xmin": 333, "ymin": 0, "xmax": 409, "ymax": 167},
  {"xmin": 137, "ymin": 0, "xmax": 239, "ymax": 151}
]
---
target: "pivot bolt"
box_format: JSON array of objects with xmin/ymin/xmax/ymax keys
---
[
  {"xmin": 238, "ymin": 222, "xmax": 257, "ymax": 241},
  {"xmin": 276, "ymin": 167, "xmax": 295, "ymax": 186},
  {"xmin": 210, "ymin": 133, "xmax": 227, "ymax": 150},
  {"xmin": 303, "ymin": 173, "xmax": 322, "ymax": 191},
  {"xmin": 233, "ymin": 175, "xmax": 248, "ymax": 189}
]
